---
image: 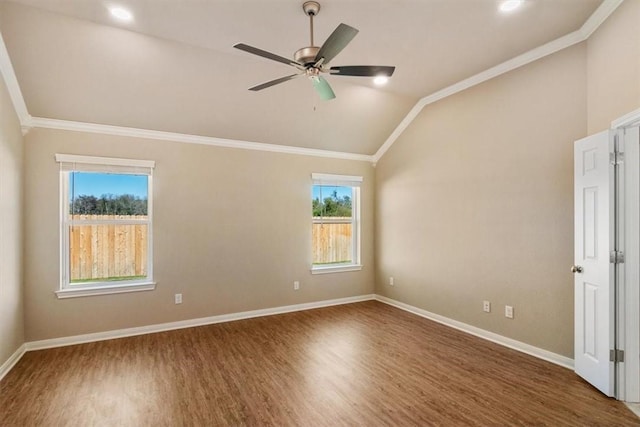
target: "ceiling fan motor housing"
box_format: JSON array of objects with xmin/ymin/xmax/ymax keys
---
[{"xmin": 294, "ymin": 46, "xmax": 320, "ymax": 67}]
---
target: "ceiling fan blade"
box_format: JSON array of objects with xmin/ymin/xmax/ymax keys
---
[
  {"xmin": 234, "ymin": 43, "xmax": 302, "ymax": 67},
  {"xmin": 330, "ymin": 65, "xmax": 395, "ymax": 77},
  {"xmin": 311, "ymin": 76, "xmax": 336, "ymax": 101},
  {"xmin": 249, "ymin": 74, "xmax": 301, "ymax": 91},
  {"xmin": 314, "ymin": 23, "xmax": 359, "ymax": 64}
]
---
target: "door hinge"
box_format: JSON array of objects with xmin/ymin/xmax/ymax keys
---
[
  {"xmin": 610, "ymin": 152, "xmax": 624, "ymax": 165},
  {"xmin": 610, "ymin": 250, "xmax": 625, "ymax": 264},
  {"xmin": 610, "ymin": 349, "xmax": 625, "ymax": 363}
]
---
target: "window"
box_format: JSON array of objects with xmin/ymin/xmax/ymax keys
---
[
  {"xmin": 55, "ymin": 154, "xmax": 155, "ymax": 298},
  {"xmin": 311, "ymin": 173, "xmax": 362, "ymax": 274}
]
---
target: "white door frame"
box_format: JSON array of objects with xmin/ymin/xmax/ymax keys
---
[{"xmin": 611, "ymin": 108, "xmax": 640, "ymax": 402}]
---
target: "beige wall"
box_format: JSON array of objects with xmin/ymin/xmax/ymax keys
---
[
  {"xmin": 375, "ymin": 44, "xmax": 587, "ymax": 357},
  {"xmin": 23, "ymin": 129, "xmax": 374, "ymax": 341},
  {"xmin": 10, "ymin": 0, "xmax": 639, "ymax": 357},
  {"xmin": 587, "ymin": 0, "xmax": 640, "ymax": 133},
  {"xmin": 0, "ymin": 76, "xmax": 24, "ymax": 365}
]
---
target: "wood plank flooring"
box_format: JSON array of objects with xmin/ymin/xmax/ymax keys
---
[{"xmin": 1, "ymin": 301, "xmax": 638, "ymax": 426}]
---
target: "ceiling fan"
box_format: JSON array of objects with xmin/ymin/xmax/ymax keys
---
[{"xmin": 233, "ymin": 1, "xmax": 395, "ymax": 101}]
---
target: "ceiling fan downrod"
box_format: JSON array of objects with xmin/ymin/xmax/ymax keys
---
[
  {"xmin": 296, "ymin": 2, "xmax": 322, "ymax": 66},
  {"xmin": 303, "ymin": 1, "xmax": 320, "ymax": 46}
]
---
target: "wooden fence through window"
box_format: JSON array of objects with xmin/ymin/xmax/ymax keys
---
[
  {"xmin": 69, "ymin": 215, "xmax": 351, "ymax": 280},
  {"xmin": 69, "ymin": 215, "xmax": 148, "ymax": 282},
  {"xmin": 312, "ymin": 217, "xmax": 353, "ymax": 264}
]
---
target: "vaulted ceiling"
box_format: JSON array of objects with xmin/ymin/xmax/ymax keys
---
[{"xmin": 0, "ymin": 0, "xmax": 603, "ymax": 155}]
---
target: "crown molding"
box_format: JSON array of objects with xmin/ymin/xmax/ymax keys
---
[
  {"xmin": 1, "ymin": 1, "xmax": 624, "ymax": 163},
  {"xmin": 1, "ymin": 27, "xmax": 372, "ymax": 163},
  {"xmin": 0, "ymin": 29, "xmax": 30, "ymax": 126},
  {"xmin": 29, "ymin": 117, "xmax": 374, "ymax": 162},
  {"xmin": 372, "ymin": 0, "xmax": 624, "ymax": 163},
  {"xmin": 372, "ymin": 99, "xmax": 426, "ymax": 165},
  {"xmin": 372, "ymin": 30, "xmax": 584, "ymax": 163},
  {"xmin": 580, "ymin": 0, "xmax": 624, "ymax": 39}
]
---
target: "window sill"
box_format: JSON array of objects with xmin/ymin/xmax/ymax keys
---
[
  {"xmin": 55, "ymin": 282, "xmax": 156, "ymax": 299},
  {"xmin": 311, "ymin": 265, "xmax": 362, "ymax": 275}
]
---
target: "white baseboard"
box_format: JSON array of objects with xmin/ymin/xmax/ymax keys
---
[
  {"xmin": 625, "ymin": 402, "xmax": 640, "ymax": 417},
  {"xmin": 0, "ymin": 344, "xmax": 27, "ymax": 382},
  {"xmin": 375, "ymin": 295, "xmax": 574, "ymax": 370},
  {"xmin": 26, "ymin": 294, "xmax": 376, "ymax": 351},
  {"xmin": 5, "ymin": 293, "xmax": 572, "ymax": 383}
]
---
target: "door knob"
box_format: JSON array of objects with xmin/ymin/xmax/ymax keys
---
[{"xmin": 571, "ymin": 265, "xmax": 583, "ymax": 273}]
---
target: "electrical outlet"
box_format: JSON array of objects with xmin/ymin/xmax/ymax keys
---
[
  {"xmin": 505, "ymin": 305, "xmax": 514, "ymax": 319},
  {"xmin": 175, "ymin": 293, "xmax": 182, "ymax": 304},
  {"xmin": 294, "ymin": 281, "xmax": 300, "ymax": 290},
  {"xmin": 389, "ymin": 277, "xmax": 394, "ymax": 286},
  {"xmin": 483, "ymin": 300, "xmax": 491, "ymax": 313}
]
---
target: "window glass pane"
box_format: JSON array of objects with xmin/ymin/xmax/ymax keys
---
[
  {"xmin": 312, "ymin": 185, "xmax": 352, "ymax": 218},
  {"xmin": 67, "ymin": 172, "xmax": 149, "ymax": 285},
  {"xmin": 69, "ymin": 172, "xmax": 148, "ymax": 215},
  {"xmin": 69, "ymin": 223, "xmax": 148, "ymax": 284},
  {"xmin": 312, "ymin": 185, "xmax": 353, "ymax": 265}
]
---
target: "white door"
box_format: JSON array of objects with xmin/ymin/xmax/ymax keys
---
[{"xmin": 574, "ymin": 130, "xmax": 615, "ymax": 397}]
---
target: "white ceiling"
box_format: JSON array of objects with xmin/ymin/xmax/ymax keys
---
[{"xmin": 0, "ymin": 0, "xmax": 602, "ymax": 155}]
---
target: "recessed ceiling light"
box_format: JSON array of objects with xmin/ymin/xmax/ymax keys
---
[
  {"xmin": 109, "ymin": 6, "xmax": 133, "ymax": 22},
  {"xmin": 499, "ymin": 0, "xmax": 523, "ymax": 13},
  {"xmin": 373, "ymin": 76, "xmax": 389, "ymax": 86}
]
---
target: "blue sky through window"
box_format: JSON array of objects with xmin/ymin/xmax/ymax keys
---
[
  {"xmin": 70, "ymin": 172, "xmax": 148, "ymax": 199},
  {"xmin": 312, "ymin": 185, "xmax": 352, "ymax": 200}
]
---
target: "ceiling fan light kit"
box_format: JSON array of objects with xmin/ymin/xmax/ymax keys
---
[
  {"xmin": 500, "ymin": 0, "xmax": 524, "ymax": 13},
  {"xmin": 109, "ymin": 6, "xmax": 133, "ymax": 22},
  {"xmin": 233, "ymin": 1, "xmax": 395, "ymax": 101},
  {"xmin": 373, "ymin": 76, "xmax": 389, "ymax": 86}
]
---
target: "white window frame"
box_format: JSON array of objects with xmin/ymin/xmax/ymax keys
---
[
  {"xmin": 55, "ymin": 154, "xmax": 156, "ymax": 298},
  {"xmin": 311, "ymin": 173, "xmax": 362, "ymax": 274}
]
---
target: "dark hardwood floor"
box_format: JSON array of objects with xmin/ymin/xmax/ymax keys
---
[{"xmin": 1, "ymin": 301, "xmax": 638, "ymax": 426}]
